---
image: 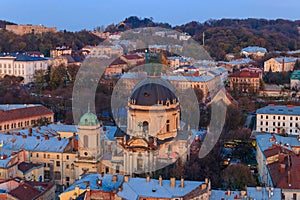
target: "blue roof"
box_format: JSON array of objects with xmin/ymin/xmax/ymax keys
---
[
  {"xmin": 0, "ymin": 104, "xmax": 42, "ymax": 111},
  {"xmin": 241, "ymin": 46, "xmax": 267, "ymax": 53},
  {"xmin": 246, "ymin": 187, "xmax": 281, "ymax": 200},
  {"xmin": 274, "ymin": 57, "xmax": 298, "ymax": 63},
  {"xmin": 0, "ymin": 149, "xmax": 15, "ymax": 168},
  {"xmin": 102, "ymin": 126, "xmax": 117, "ymax": 141},
  {"xmin": 63, "ymin": 174, "xmax": 123, "ymax": 193},
  {"xmin": 0, "ymin": 134, "xmax": 69, "ymax": 153},
  {"xmin": 209, "ymin": 190, "xmax": 242, "ymax": 200},
  {"xmin": 255, "ymin": 134, "xmax": 300, "ymax": 152},
  {"xmin": 161, "ymin": 74, "xmax": 214, "ymax": 83},
  {"xmin": 222, "ymin": 58, "xmax": 254, "ymax": 65},
  {"xmin": 0, "ymin": 53, "xmax": 47, "ymax": 61},
  {"xmin": 117, "ymin": 177, "xmax": 204, "ymax": 199},
  {"xmin": 256, "ymin": 105, "xmax": 300, "ymax": 116}
]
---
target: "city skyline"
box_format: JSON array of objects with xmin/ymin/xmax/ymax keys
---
[{"xmin": 0, "ymin": 0, "xmax": 299, "ymax": 31}]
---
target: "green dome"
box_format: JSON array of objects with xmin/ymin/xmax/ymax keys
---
[{"xmin": 79, "ymin": 112, "xmax": 99, "ymax": 126}]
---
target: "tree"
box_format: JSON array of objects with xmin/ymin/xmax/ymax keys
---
[
  {"xmin": 193, "ymin": 87, "xmax": 204, "ymax": 103},
  {"xmin": 294, "ymin": 60, "xmax": 300, "ymax": 71},
  {"xmin": 49, "ymin": 65, "xmax": 68, "ymax": 89},
  {"xmin": 222, "ymin": 164, "xmax": 257, "ymax": 190}
]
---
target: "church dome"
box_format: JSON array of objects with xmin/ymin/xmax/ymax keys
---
[
  {"xmin": 79, "ymin": 112, "xmax": 99, "ymax": 126},
  {"xmin": 130, "ymin": 82, "xmax": 178, "ymax": 106}
]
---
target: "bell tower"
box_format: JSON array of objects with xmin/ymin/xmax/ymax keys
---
[{"xmin": 76, "ymin": 108, "xmax": 101, "ymax": 176}]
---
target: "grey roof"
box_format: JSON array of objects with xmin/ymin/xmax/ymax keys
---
[
  {"xmin": 241, "ymin": 46, "xmax": 267, "ymax": 53},
  {"xmin": 246, "ymin": 187, "xmax": 281, "ymax": 200},
  {"xmin": 256, "ymin": 105, "xmax": 300, "ymax": 116}
]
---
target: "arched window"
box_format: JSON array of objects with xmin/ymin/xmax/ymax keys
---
[
  {"xmin": 142, "ymin": 121, "xmax": 149, "ymax": 133},
  {"xmin": 84, "ymin": 135, "xmax": 89, "ymax": 148},
  {"xmin": 166, "ymin": 120, "xmax": 170, "ymax": 132}
]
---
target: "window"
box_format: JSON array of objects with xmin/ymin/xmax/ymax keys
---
[
  {"xmin": 66, "ymin": 155, "xmax": 69, "ymax": 160},
  {"xmin": 277, "ymin": 122, "xmax": 280, "ymax": 126},
  {"xmin": 54, "ymin": 171, "xmax": 61, "ymax": 180},
  {"xmin": 47, "ymin": 154, "xmax": 50, "ymax": 159},
  {"xmin": 273, "ymin": 122, "xmax": 276, "ymax": 126},
  {"xmin": 261, "ymin": 121, "xmax": 263, "ymax": 125},
  {"xmin": 266, "ymin": 128, "xmax": 268, "ymax": 131},
  {"xmin": 291, "ymin": 117, "xmax": 293, "ymax": 120},
  {"xmin": 66, "ymin": 177, "xmax": 70, "ymax": 181},
  {"xmin": 261, "ymin": 115, "xmax": 263, "ymax": 119},
  {"xmin": 278, "ymin": 116, "xmax": 280, "ymax": 120},
  {"xmin": 66, "ymin": 164, "xmax": 69, "ymax": 169},
  {"xmin": 142, "ymin": 121, "xmax": 149, "ymax": 133},
  {"xmin": 290, "ymin": 123, "xmax": 293, "ymax": 127},
  {"xmin": 43, "ymin": 154, "xmax": 46, "ymax": 158},
  {"xmin": 283, "ymin": 116, "xmax": 285, "ymax": 120},
  {"xmin": 57, "ymin": 155, "xmax": 59, "ymax": 159},
  {"xmin": 36, "ymin": 153, "xmax": 39, "ymax": 158},
  {"xmin": 44, "ymin": 170, "xmax": 50, "ymax": 180},
  {"xmin": 273, "ymin": 116, "xmax": 275, "ymax": 119},
  {"xmin": 166, "ymin": 120, "xmax": 170, "ymax": 132},
  {"xmin": 56, "ymin": 161, "xmax": 60, "ymax": 167},
  {"xmin": 116, "ymin": 166, "xmax": 120, "ymax": 174},
  {"xmin": 84, "ymin": 135, "xmax": 89, "ymax": 148},
  {"xmin": 105, "ymin": 167, "xmax": 109, "ymax": 173},
  {"xmin": 283, "ymin": 122, "xmax": 285, "ymax": 126},
  {"xmin": 266, "ymin": 122, "xmax": 268, "ymax": 126}
]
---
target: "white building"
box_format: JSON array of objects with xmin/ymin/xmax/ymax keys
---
[
  {"xmin": 0, "ymin": 53, "xmax": 48, "ymax": 83},
  {"xmin": 256, "ymin": 105, "xmax": 300, "ymax": 135}
]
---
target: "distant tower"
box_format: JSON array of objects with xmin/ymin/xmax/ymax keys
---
[
  {"xmin": 202, "ymin": 32, "xmax": 205, "ymax": 46},
  {"xmin": 76, "ymin": 107, "xmax": 101, "ymax": 176}
]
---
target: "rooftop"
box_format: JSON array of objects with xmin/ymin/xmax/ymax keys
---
[
  {"xmin": 117, "ymin": 177, "xmax": 205, "ymax": 200},
  {"xmin": 0, "ymin": 134, "xmax": 70, "ymax": 153},
  {"xmin": 256, "ymin": 105, "xmax": 300, "ymax": 116},
  {"xmin": 241, "ymin": 46, "xmax": 267, "ymax": 53},
  {"xmin": 0, "ymin": 105, "xmax": 53, "ymax": 123},
  {"xmin": 229, "ymin": 70, "xmax": 260, "ymax": 78},
  {"xmin": 63, "ymin": 174, "xmax": 123, "ymax": 193},
  {"xmin": 0, "ymin": 53, "xmax": 47, "ymax": 61},
  {"xmin": 18, "ymin": 162, "xmax": 43, "ymax": 174},
  {"xmin": 273, "ymin": 57, "xmax": 298, "ymax": 63}
]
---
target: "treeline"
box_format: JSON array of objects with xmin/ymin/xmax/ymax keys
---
[
  {"xmin": 104, "ymin": 17, "xmax": 300, "ymax": 60},
  {"xmin": 0, "ymin": 26, "xmax": 103, "ymax": 56},
  {"xmin": 176, "ymin": 18, "xmax": 300, "ymax": 60}
]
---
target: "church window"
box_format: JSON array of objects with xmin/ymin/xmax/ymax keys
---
[
  {"xmin": 166, "ymin": 120, "xmax": 170, "ymax": 132},
  {"xmin": 84, "ymin": 135, "xmax": 89, "ymax": 148}
]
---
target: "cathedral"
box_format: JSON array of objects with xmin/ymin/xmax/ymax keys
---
[{"xmin": 96, "ymin": 77, "xmax": 192, "ymax": 175}]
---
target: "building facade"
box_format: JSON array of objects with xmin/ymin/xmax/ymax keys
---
[
  {"xmin": 228, "ymin": 69, "xmax": 260, "ymax": 93},
  {"xmin": 0, "ymin": 53, "xmax": 49, "ymax": 83},
  {"xmin": 256, "ymin": 105, "xmax": 300, "ymax": 135},
  {"xmin": 5, "ymin": 24, "xmax": 57, "ymax": 35},
  {"xmin": 264, "ymin": 57, "xmax": 298, "ymax": 72}
]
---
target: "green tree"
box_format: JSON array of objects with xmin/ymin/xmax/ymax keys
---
[{"xmin": 49, "ymin": 65, "xmax": 67, "ymax": 89}]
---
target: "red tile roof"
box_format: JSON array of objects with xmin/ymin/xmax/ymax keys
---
[
  {"xmin": 18, "ymin": 162, "xmax": 43, "ymax": 174},
  {"xmin": 122, "ymin": 54, "xmax": 143, "ymax": 60},
  {"xmin": 110, "ymin": 58, "xmax": 127, "ymax": 66},
  {"xmin": 0, "ymin": 106, "xmax": 54, "ymax": 123},
  {"xmin": 8, "ymin": 180, "xmax": 55, "ymax": 200},
  {"xmin": 264, "ymin": 146, "xmax": 300, "ymax": 189},
  {"xmin": 229, "ymin": 70, "xmax": 260, "ymax": 78}
]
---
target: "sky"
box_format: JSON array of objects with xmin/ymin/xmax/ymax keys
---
[{"xmin": 0, "ymin": 0, "xmax": 299, "ymax": 31}]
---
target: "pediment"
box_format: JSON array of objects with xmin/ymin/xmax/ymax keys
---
[{"xmin": 127, "ymin": 137, "xmax": 149, "ymax": 148}]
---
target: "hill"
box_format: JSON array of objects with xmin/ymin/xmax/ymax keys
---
[
  {"xmin": 0, "ymin": 20, "xmax": 16, "ymax": 28},
  {"xmin": 105, "ymin": 17, "xmax": 300, "ymax": 60}
]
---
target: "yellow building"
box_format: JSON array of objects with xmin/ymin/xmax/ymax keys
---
[
  {"xmin": 264, "ymin": 57, "xmax": 298, "ymax": 72},
  {"xmin": 5, "ymin": 24, "xmax": 57, "ymax": 35}
]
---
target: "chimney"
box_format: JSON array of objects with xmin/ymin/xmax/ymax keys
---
[
  {"xmin": 22, "ymin": 135, "xmax": 27, "ymax": 139},
  {"xmin": 279, "ymin": 164, "xmax": 286, "ymax": 173},
  {"xmin": 170, "ymin": 177, "xmax": 176, "ymax": 188},
  {"xmin": 282, "ymin": 58, "xmax": 285, "ymax": 72},
  {"xmin": 96, "ymin": 179, "xmax": 102, "ymax": 187},
  {"xmin": 112, "ymin": 175, "xmax": 118, "ymax": 182},
  {"xmin": 201, "ymin": 183, "xmax": 207, "ymax": 190},
  {"xmin": 226, "ymin": 190, "xmax": 231, "ymax": 196},
  {"xmin": 159, "ymin": 175, "xmax": 162, "ymax": 186},
  {"xmin": 124, "ymin": 175, "xmax": 129, "ymax": 182},
  {"xmin": 58, "ymin": 136, "xmax": 61, "ymax": 141},
  {"xmin": 16, "ymin": 132, "xmax": 21, "ymax": 136},
  {"xmin": 241, "ymin": 190, "xmax": 247, "ymax": 197},
  {"xmin": 45, "ymin": 135, "xmax": 49, "ymax": 140},
  {"xmin": 28, "ymin": 128, "xmax": 32, "ymax": 136},
  {"xmin": 278, "ymin": 154, "xmax": 285, "ymax": 163},
  {"xmin": 101, "ymin": 172, "xmax": 104, "ymax": 177},
  {"xmin": 36, "ymin": 136, "xmax": 40, "ymax": 140},
  {"xmin": 118, "ymin": 187, "xmax": 122, "ymax": 192},
  {"xmin": 180, "ymin": 177, "xmax": 184, "ymax": 188},
  {"xmin": 146, "ymin": 175, "xmax": 150, "ymax": 182},
  {"xmin": 288, "ymin": 170, "xmax": 291, "ymax": 186}
]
